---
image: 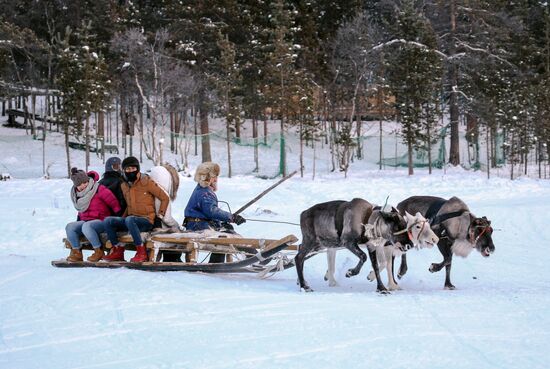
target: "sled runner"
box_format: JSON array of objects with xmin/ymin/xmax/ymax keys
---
[{"xmin": 51, "ymin": 232, "xmax": 298, "ymax": 274}]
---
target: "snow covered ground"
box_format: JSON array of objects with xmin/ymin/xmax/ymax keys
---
[{"xmin": 1, "ymin": 124, "xmax": 549, "ymax": 369}]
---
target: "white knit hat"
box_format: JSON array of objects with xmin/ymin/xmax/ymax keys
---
[{"xmin": 194, "ymin": 162, "xmax": 220, "ymax": 187}]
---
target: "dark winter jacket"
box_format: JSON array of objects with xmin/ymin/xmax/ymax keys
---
[
  {"xmin": 184, "ymin": 184, "xmax": 232, "ymax": 231},
  {"xmin": 121, "ymin": 174, "xmax": 169, "ymax": 224},
  {"xmin": 99, "ymin": 171, "xmax": 126, "ymax": 216},
  {"xmin": 78, "ymin": 185, "xmax": 121, "ymax": 221}
]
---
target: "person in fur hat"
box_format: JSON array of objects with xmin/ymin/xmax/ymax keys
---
[
  {"xmin": 65, "ymin": 167, "xmax": 121, "ymax": 262},
  {"xmin": 184, "ymin": 162, "xmax": 246, "ymax": 263},
  {"xmin": 102, "ymin": 156, "xmax": 170, "ymax": 263}
]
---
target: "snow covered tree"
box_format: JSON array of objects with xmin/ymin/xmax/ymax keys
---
[
  {"xmin": 56, "ymin": 21, "xmax": 110, "ymax": 173},
  {"xmin": 111, "ymin": 28, "xmax": 195, "ymax": 166},
  {"xmin": 384, "ymin": 1, "xmax": 443, "ymax": 175}
]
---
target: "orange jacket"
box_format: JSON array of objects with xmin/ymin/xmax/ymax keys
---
[{"xmin": 122, "ymin": 174, "xmax": 169, "ymax": 223}]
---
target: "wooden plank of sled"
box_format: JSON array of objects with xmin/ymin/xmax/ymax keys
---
[
  {"xmin": 150, "ymin": 235, "xmax": 268, "ymax": 246},
  {"xmin": 156, "ymin": 244, "xmax": 238, "ymax": 256},
  {"xmin": 150, "ymin": 236, "xmax": 298, "ymax": 248},
  {"xmin": 262, "ymin": 234, "xmax": 299, "ymax": 253}
]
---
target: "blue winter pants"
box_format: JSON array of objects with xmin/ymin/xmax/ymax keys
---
[
  {"xmin": 103, "ymin": 216, "xmax": 153, "ymax": 247},
  {"xmin": 65, "ymin": 220, "xmax": 105, "ymax": 249}
]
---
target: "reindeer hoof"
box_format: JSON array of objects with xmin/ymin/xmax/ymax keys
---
[
  {"xmin": 429, "ymin": 263, "xmax": 439, "ymax": 273},
  {"xmin": 388, "ymin": 284, "xmax": 402, "ymax": 291},
  {"xmin": 345, "ymin": 270, "xmax": 356, "ymax": 278},
  {"xmin": 328, "ymin": 280, "xmax": 339, "ymax": 287},
  {"xmin": 300, "ymin": 286, "xmax": 314, "ymax": 292},
  {"xmin": 377, "ymin": 288, "xmax": 391, "ymax": 295},
  {"xmin": 444, "ymin": 284, "xmax": 456, "ymax": 290}
]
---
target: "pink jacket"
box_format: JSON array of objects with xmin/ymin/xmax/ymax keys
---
[{"xmin": 79, "ymin": 172, "xmax": 121, "ymax": 221}]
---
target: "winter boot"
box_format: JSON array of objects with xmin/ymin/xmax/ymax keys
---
[
  {"xmin": 66, "ymin": 248, "xmax": 83, "ymax": 262},
  {"xmin": 87, "ymin": 248, "xmax": 105, "ymax": 262},
  {"xmin": 130, "ymin": 245, "xmax": 148, "ymax": 263},
  {"xmin": 102, "ymin": 245, "xmax": 125, "ymax": 262}
]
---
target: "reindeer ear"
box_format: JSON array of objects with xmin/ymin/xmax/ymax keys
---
[{"xmin": 404, "ymin": 211, "xmax": 412, "ymax": 222}]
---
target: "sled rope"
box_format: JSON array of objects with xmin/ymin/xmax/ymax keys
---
[
  {"xmin": 257, "ymin": 253, "xmax": 291, "ymax": 278},
  {"xmin": 244, "ymin": 218, "xmax": 300, "ymax": 226}
]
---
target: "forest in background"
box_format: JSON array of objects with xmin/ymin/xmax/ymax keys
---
[{"xmin": 1, "ymin": 0, "xmax": 549, "ymax": 179}]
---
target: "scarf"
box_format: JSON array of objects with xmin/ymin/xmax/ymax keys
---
[{"xmin": 71, "ymin": 178, "xmax": 100, "ymax": 212}]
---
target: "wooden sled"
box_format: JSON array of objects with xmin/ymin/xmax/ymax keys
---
[{"xmin": 52, "ymin": 232, "xmax": 298, "ymax": 274}]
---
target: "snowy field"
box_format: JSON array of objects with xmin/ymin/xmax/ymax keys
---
[{"xmin": 1, "ymin": 125, "xmax": 550, "ymax": 369}]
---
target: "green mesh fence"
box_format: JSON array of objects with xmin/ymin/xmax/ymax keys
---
[{"xmin": 377, "ymin": 126, "xmax": 447, "ymax": 169}]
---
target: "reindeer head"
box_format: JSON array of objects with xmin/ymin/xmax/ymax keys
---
[
  {"xmin": 378, "ymin": 206, "xmax": 407, "ymax": 243},
  {"xmin": 470, "ymin": 216, "xmax": 495, "ymax": 257},
  {"xmin": 403, "ymin": 211, "xmax": 439, "ymax": 248}
]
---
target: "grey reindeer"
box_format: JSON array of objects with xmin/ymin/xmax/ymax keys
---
[
  {"xmin": 295, "ymin": 198, "xmax": 407, "ymax": 293},
  {"xmin": 396, "ymin": 196, "xmax": 495, "ymax": 289}
]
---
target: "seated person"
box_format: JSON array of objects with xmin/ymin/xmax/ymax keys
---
[
  {"xmin": 99, "ymin": 156, "xmax": 126, "ymax": 216},
  {"xmin": 102, "ymin": 156, "xmax": 169, "ymax": 263},
  {"xmin": 65, "ymin": 168, "xmax": 121, "ymax": 262},
  {"xmin": 184, "ymin": 162, "xmax": 245, "ymax": 263}
]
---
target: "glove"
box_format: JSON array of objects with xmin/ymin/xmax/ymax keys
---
[{"xmin": 232, "ymin": 214, "xmax": 246, "ymax": 225}]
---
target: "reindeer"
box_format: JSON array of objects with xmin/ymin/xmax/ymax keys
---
[
  {"xmin": 396, "ymin": 196, "xmax": 495, "ymax": 289},
  {"xmin": 324, "ymin": 210, "xmax": 438, "ymax": 290},
  {"xmin": 295, "ymin": 198, "xmax": 407, "ymax": 293}
]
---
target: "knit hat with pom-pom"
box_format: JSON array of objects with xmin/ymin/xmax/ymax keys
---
[{"xmin": 70, "ymin": 167, "xmax": 89, "ymax": 187}]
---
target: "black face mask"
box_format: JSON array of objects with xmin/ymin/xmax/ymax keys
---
[{"xmin": 125, "ymin": 171, "xmax": 138, "ymax": 183}]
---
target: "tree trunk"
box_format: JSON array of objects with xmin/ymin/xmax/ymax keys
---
[
  {"xmin": 199, "ymin": 92, "xmax": 212, "ymax": 163},
  {"xmin": 65, "ymin": 120, "xmax": 71, "ymax": 177},
  {"xmin": 299, "ymin": 119, "xmax": 304, "ymax": 178},
  {"xmin": 264, "ymin": 117, "xmax": 268, "ymax": 145},
  {"xmin": 85, "ymin": 115, "xmax": 90, "ymax": 171},
  {"xmin": 253, "ymin": 116, "xmax": 259, "ymax": 172},
  {"xmin": 280, "ymin": 119, "xmax": 286, "ymax": 177},
  {"xmin": 407, "ymin": 138, "xmax": 414, "ymax": 176},
  {"xmin": 138, "ymin": 98, "xmax": 143, "ymax": 162},
  {"xmin": 170, "ymin": 111, "xmax": 175, "ymax": 153},
  {"xmin": 448, "ymin": 0, "xmax": 460, "ymax": 166},
  {"xmin": 379, "ymin": 119, "xmax": 383, "ymax": 170},
  {"xmin": 226, "ymin": 119, "xmax": 232, "ymax": 178}
]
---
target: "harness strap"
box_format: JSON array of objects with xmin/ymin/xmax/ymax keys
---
[
  {"xmin": 425, "ymin": 199, "xmax": 446, "ymax": 223},
  {"xmin": 430, "ymin": 211, "xmax": 465, "ymax": 226}
]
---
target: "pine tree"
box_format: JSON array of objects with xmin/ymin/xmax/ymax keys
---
[
  {"xmin": 56, "ymin": 21, "xmax": 110, "ymax": 173},
  {"xmin": 384, "ymin": 0, "xmax": 443, "ymax": 175}
]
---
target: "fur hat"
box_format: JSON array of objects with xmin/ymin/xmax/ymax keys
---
[
  {"xmin": 70, "ymin": 167, "xmax": 89, "ymax": 187},
  {"xmin": 194, "ymin": 162, "xmax": 220, "ymax": 188},
  {"xmin": 122, "ymin": 156, "xmax": 140, "ymax": 171},
  {"xmin": 105, "ymin": 157, "xmax": 122, "ymax": 173}
]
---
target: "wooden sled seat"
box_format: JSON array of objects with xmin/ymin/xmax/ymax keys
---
[
  {"xmin": 63, "ymin": 230, "xmax": 299, "ymax": 264},
  {"xmin": 149, "ymin": 231, "xmax": 298, "ymax": 263}
]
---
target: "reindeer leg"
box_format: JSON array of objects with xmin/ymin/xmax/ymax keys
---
[
  {"xmin": 324, "ymin": 248, "xmax": 339, "ymax": 287},
  {"xmin": 429, "ymin": 239, "xmax": 455, "ymax": 289},
  {"xmin": 295, "ymin": 243, "xmax": 313, "ymax": 292},
  {"xmin": 429, "ymin": 238, "xmax": 449, "ymax": 273},
  {"xmin": 367, "ymin": 244, "xmax": 384, "ymax": 282},
  {"xmin": 343, "ymin": 241, "xmax": 367, "ymax": 278},
  {"xmin": 387, "ymin": 248, "xmax": 401, "ymax": 291},
  {"xmin": 367, "ymin": 247, "xmax": 389, "ymax": 294},
  {"xmin": 444, "ymin": 254, "xmax": 455, "ymax": 290},
  {"xmin": 397, "ymin": 254, "xmax": 408, "ymax": 279}
]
